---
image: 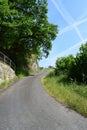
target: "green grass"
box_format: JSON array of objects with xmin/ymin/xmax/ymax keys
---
[
  {"xmin": 0, "ymin": 80, "xmax": 9, "ymax": 89},
  {"xmin": 42, "ymin": 72, "xmax": 87, "ymax": 117},
  {"xmin": 0, "ymin": 68, "xmax": 44, "ymax": 89},
  {"xmin": 0, "ymin": 76, "xmax": 18, "ymax": 90}
]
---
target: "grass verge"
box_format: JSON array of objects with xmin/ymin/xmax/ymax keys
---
[{"xmin": 42, "ymin": 72, "xmax": 87, "ymax": 117}]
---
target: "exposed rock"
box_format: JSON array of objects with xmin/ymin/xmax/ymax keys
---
[
  {"xmin": 0, "ymin": 62, "xmax": 16, "ymax": 83},
  {"xmin": 31, "ymin": 60, "xmax": 39, "ymax": 71}
]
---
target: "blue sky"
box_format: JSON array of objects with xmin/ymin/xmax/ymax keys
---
[{"xmin": 39, "ymin": 0, "xmax": 87, "ymax": 67}]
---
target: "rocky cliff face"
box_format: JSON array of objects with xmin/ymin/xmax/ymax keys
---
[{"xmin": 0, "ymin": 62, "xmax": 16, "ymax": 83}]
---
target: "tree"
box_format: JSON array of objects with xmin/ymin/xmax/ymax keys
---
[
  {"xmin": 55, "ymin": 42, "xmax": 87, "ymax": 84},
  {"xmin": 0, "ymin": 0, "xmax": 58, "ymax": 69},
  {"xmin": 55, "ymin": 55, "xmax": 75, "ymax": 76},
  {"xmin": 73, "ymin": 43, "xmax": 87, "ymax": 83}
]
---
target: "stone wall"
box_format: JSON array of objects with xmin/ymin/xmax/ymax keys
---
[
  {"xmin": 0, "ymin": 62, "xmax": 16, "ymax": 83},
  {"xmin": 31, "ymin": 60, "xmax": 39, "ymax": 71}
]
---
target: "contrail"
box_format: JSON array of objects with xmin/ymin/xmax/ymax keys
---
[
  {"xmin": 73, "ymin": 17, "xmax": 87, "ymax": 26},
  {"xmin": 59, "ymin": 17, "xmax": 87, "ymax": 36},
  {"xmin": 42, "ymin": 38, "xmax": 87, "ymax": 67},
  {"xmin": 55, "ymin": 38, "xmax": 87, "ymax": 58},
  {"xmin": 51, "ymin": 0, "xmax": 84, "ymax": 41},
  {"xmin": 59, "ymin": 26, "xmax": 73, "ymax": 36}
]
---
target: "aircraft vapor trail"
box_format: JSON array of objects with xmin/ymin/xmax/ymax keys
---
[
  {"xmin": 59, "ymin": 17, "xmax": 87, "ymax": 36},
  {"xmin": 51, "ymin": 0, "xmax": 84, "ymax": 41}
]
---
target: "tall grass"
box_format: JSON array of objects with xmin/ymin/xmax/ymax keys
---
[{"xmin": 42, "ymin": 72, "xmax": 87, "ymax": 117}]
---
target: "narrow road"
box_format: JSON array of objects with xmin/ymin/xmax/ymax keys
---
[{"xmin": 0, "ymin": 70, "xmax": 87, "ymax": 130}]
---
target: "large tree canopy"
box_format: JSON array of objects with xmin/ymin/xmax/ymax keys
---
[{"xmin": 0, "ymin": 0, "xmax": 58, "ymax": 68}]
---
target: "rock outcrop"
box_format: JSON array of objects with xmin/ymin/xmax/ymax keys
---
[{"xmin": 0, "ymin": 62, "xmax": 16, "ymax": 83}]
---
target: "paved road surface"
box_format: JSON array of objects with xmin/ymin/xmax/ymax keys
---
[{"xmin": 0, "ymin": 70, "xmax": 87, "ymax": 130}]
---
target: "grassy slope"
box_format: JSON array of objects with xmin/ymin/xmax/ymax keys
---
[{"xmin": 42, "ymin": 72, "xmax": 87, "ymax": 117}]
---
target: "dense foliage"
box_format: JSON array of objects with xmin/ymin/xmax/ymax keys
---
[
  {"xmin": 55, "ymin": 43, "xmax": 87, "ymax": 84},
  {"xmin": 0, "ymin": 0, "xmax": 58, "ymax": 70}
]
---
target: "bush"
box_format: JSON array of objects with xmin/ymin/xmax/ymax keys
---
[{"xmin": 55, "ymin": 42, "xmax": 87, "ymax": 84}]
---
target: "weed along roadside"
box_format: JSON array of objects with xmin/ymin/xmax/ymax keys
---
[
  {"xmin": 42, "ymin": 72, "xmax": 87, "ymax": 117},
  {"xmin": 0, "ymin": 62, "xmax": 16, "ymax": 90},
  {"xmin": 0, "ymin": 67, "xmax": 44, "ymax": 90}
]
